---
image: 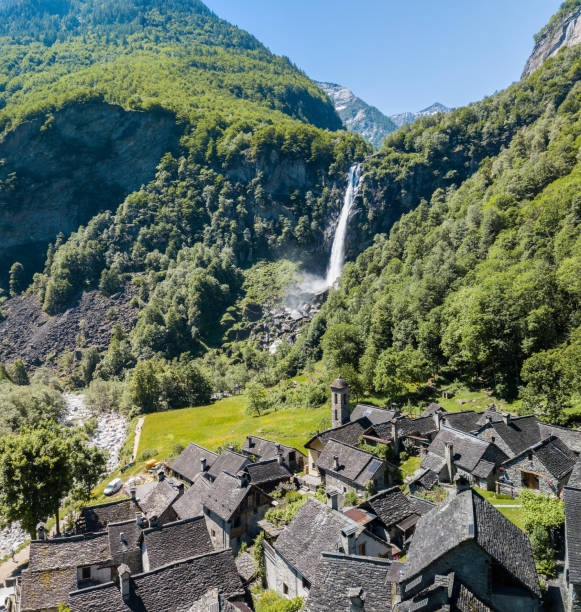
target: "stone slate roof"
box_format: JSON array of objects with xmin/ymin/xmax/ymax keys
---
[
  {"xmin": 170, "ymin": 443, "xmax": 218, "ymax": 483},
  {"xmin": 207, "ymin": 449, "xmax": 250, "ymax": 481},
  {"xmin": 507, "ymin": 435, "xmax": 577, "ymax": 480},
  {"xmin": 305, "ymin": 417, "xmax": 373, "ymax": 449},
  {"xmin": 483, "ymin": 415, "xmax": 542, "ymax": 457},
  {"xmin": 350, "ymin": 404, "xmax": 396, "ymax": 425},
  {"xmin": 365, "ymin": 421, "xmax": 394, "ymax": 442},
  {"xmin": 565, "ymin": 487, "xmax": 581, "ymax": 585},
  {"xmin": 68, "ymin": 549, "xmax": 245, "ymax": 612},
  {"xmin": 398, "ymin": 572, "xmax": 492, "ymax": 612},
  {"xmin": 81, "ymin": 498, "xmax": 138, "ymax": 532},
  {"xmin": 540, "ymin": 422, "xmax": 581, "ymax": 454},
  {"xmin": 567, "ymin": 456, "xmax": 581, "ymax": 491},
  {"xmin": 245, "ymin": 459, "xmax": 292, "ymax": 486},
  {"xmin": 202, "ymin": 472, "xmax": 259, "ymax": 522},
  {"xmin": 172, "ymin": 476, "xmax": 212, "ymax": 521},
  {"xmin": 29, "ymin": 532, "xmax": 111, "ymax": 571},
  {"xmin": 235, "ymin": 551, "xmax": 258, "ymax": 583},
  {"xmin": 139, "ymin": 478, "xmax": 182, "ymax": 518},
  {"xmin": 331, "ymin": 376, "xmax": 349, "ymax": 389},
  {"xmin": 441, "ymin": 411, "xmax": 482, "ymax": 433},
  {"xmin": 241, "ymin": 435, "xmax": 304, "ymax": 461},
  {"xmin": 274, "ymin": 497, "xmax": 360, "ymax": 584},
  {"xmin": 420, "ymin": 452, "xmax": 446, "ymax": 473},
  {"xmin": 143, "ymin": 517, "xmax": 213, "ymax": 570},
  {"xmin": 304, "ymin": 552, "xmax": 392, "ymax": 612},
  {"xmin": 19, "ymin": 567, "xmax": 77, "ymax": 612},
  {"xmin": 397, "ymin": 415, "xmax": 438, "ymax": 438},
  {"xmin": 188, "ymin": 588, "xmax": 241, "ymax": 612},
  {"xmin": 402, "ymin": 489, "xmax": 541, "ymax": 598},
  {"xmin": 316, "ymin": 438, "xmax": 383, "ymax": 487},
  {"xmin": 406, "ymin": 494, "xmax": 436, "ymax": 516},
  {"xmin": 410, "ymin": 469, "xmax": 439, "ymax": 491},
  {"xmin": 108, "ymin": 520, "xmax": 142, "ymax": 558},
  {"xmin": 359, "ymin": 487, "xmax": 416, "ymax": 528},
  {"xmin": 425, "ymin": 427, "xmax": 508, "ymax": 475}
]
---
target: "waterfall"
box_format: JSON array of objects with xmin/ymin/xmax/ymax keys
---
[{"xmin": 325, "ymin": 163, "xmax": 362, "ymax": 288}]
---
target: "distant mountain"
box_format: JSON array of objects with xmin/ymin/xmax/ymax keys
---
[
  {"xmin": 317, "ymin": 81, "xmax": 451, "ymax": 147},
  {"xmin": 317, "ymin": 81, "xmax": 397, "ymax": 149},
  {"xmin": 522, "ymin": 0, "xmax": 581, "ymax": 77},
  {"xmin": 390, "ymin": 102, "xmax": 451, "ymax": 128}
]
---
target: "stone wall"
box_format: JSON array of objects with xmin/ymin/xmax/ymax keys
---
[
  {"xmin": 502, "ymin": 453, "xmax": 562, "ymax": 496},
  {"xmin": 264, "ymin": 540, "xmax": 310, "ymax": 600}
]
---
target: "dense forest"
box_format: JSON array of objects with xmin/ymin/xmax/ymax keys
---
[{"xmin": 0, "ymin": 0, "xmax": 579, "ymax": 426}]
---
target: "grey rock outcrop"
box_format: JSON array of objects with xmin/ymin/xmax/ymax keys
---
[
  {"xmin": 0, "ymin": 101, "xmax": 180, "ymax": 277},
  {"xmin": 523, "ymin": 4, "xmax": 581, "ymax": 78},
  {"xmin": 390, "ymin": 102, "xmax": 451, "ymax": 128}
]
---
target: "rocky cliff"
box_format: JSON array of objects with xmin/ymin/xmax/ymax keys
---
[
  {"xmin": 317, "ymin": 81, "xmax": 397, "ymax": 148},
  {"xmin": 522, "ymin": 3, "xmax": 581, "ymax": 77},
  {"xmin": 390, "ymin": 102, "xmax": 450, "ymax": 128},
  {"xmin": 0, "ymin": 102, "xmax": 181, "ymax": 281}
]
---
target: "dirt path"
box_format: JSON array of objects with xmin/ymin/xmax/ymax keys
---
[
  {"xmin": 0, "ymin": 546, "xmax": 29, "ymax": 586},
  {"xmin": 132, "ymin": 417, "xmax": 145, "ymax": 461}
]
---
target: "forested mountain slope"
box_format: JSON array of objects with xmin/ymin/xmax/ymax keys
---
[
  {"xmin": 0, "ymin": 0, "xmax": 341, "ymax": 278},
  {"xmin": 286, "ymin": 44, "xmax": 581, "ymax": 421}
]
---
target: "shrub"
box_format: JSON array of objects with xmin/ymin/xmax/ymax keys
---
[
  {"xmin": 171, "ymin": 443, "xmax": 185, "ymax": 457},
  {"xmin": 138, "ymin": 448, "xmax": 158, "ymax": 461},
  {"xmin": 254, "ymin": 590, "xmax": 303, "ymax": 612},
  {"xmin": 344, "ymin": 491, "xmax": 358, "ymax": 506}
]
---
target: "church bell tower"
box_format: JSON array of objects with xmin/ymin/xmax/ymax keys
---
[{"xmin": 331, "ymin": 376, "xmax": 350, "ymax": 428}]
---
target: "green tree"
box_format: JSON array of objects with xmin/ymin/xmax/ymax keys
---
[
  {"xmin": 0, "ymin": 424, "xmax": 106, "ymax": 537},
  {"xmin": 321, "ymin": 323, "xmax": 364, "ymax": 371},
  {"xmin": 125, "ymin": 359, "xmax": 161, "ymax": 413},
  {"xmin": 9, "ymin": 262, "xmax": 25, "ymax": 297},
  {"xmin": 10, "ymin": 359, "xmax": 29, "ymax": 386},
  {"xmin": 245, "ymin": 382, "xmax": 268, "ymax": 416}
]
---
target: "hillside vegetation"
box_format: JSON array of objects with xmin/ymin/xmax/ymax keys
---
[{"xmin": 285, "ymin": 45, "xmax": 581, "ymax": 422}]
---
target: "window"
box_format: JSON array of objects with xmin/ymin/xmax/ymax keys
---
[
  {"xmin": 358, "ymin": 542, "xmax": 366, "ymax": 555},
  {"xmin": 302, "ymin": 576, "xmax": 310, "ymax": 590},
  {"xmin": 81, "ymin": 566, "xmax": 91, "ymax": 580},
  {"xmin": 283, "ymin": 583, "xmax": 289, "ymax": 595},
  {"xmin": 289, "ymin": 451, "xmax": 296, "ymax": 463},
  {"xmin": 528, "ymin": 452, "xmax": 533, "ymax": 462},
  {"xmin": 211, "ymin": 529, "xmax": 216, "ymax": 537},
  {"xmin": 491, "ymin": 436, "xmax": 496, "ymax": 443},
  {"xmin": 343, "ymin": 487, "xmax": 347, "ymax": 493}
]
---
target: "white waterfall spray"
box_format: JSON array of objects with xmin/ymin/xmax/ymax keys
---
[{"xmin": 325, "ymin": 163, "xmax": 361, "ymax": 288}]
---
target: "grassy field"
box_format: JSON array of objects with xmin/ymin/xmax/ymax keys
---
[
  {"xmin": 137, "ymin": 395, "xmax": 328, "ymax": 461},
  {"xmin": 474, "ymin": 487, "xmax": 524, "ymax": 530}
]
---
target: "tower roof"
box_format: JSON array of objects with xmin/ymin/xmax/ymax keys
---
[{"xmin": 331, "ymin": 376, "xmax": 349, "ymax": 390}]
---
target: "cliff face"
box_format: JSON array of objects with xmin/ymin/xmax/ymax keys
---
[
  {"xmin": 0, "ymin": 102, "xmax": 180, "ymax": 276},
  {"xmin": 390, "ymin": 102, "xmax": 450, "ymax": 128},
  {"xmin": 317, "ymin": 81, "xmax": 397, "ymax": 148},
  {"xmin": 522, "ymin": 4, "xmax": 581, "ymax": 77}
]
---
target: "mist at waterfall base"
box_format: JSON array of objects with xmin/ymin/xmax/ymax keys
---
[{"xmin": 283, "ymin": 164, "xmax": 362, "ymax": 316}]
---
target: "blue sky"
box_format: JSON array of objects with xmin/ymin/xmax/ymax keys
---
[{"xmin": 203, "ymin": 0, "xmax": 563, "ymax": 115}]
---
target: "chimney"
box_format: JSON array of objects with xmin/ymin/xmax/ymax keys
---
[
  {"xmin": 502, "ymin": 412, "xmax": 511, "ymax": 425},
  {"xmin": 348, "ymin": 587, "xmax": 365, "ymax": 612},
  {"xmin": 135, "ymin": 512, "xmax": 146, "ymax": 528},
  {"xmin": 327, "ymin": 490, "xmax": 339, "ymax": 511},
  {"xmin": 119, "ymin": 532, "xmax": 126, "ymax": 545},
  {"xmin": 276, "ymin": 444, "xmax": 283, "ymax": 465},
  {"xmin": 157, "ymin": 470, "xmax": 165, "ymax": 482},
  {"xmin": 200, "ymin": 457, "xmax": 208, "ymax": 473},
  {"xmin": 129, "ymin": 487, "xmax": 137, "ymax": 502},
  {"xmin": 237, "ymin": 470, "xmax": 249, "ymax": 488},
  {"xmin": 118, "ymin": 564, "xmax": 131, "ymax": 601},
  {"xmin": 391, "ymin": 421, "xmax": 400, "ymax": 455},
  {"xmin": 149, "ymin": 514, "xmax": 159, "ymax": 528},
  {"xmin": 36, "ymin": 522, "xmax": 46, "ymax": 541},
  {"xmin": 246, "ymin": 435, "xmax": 254, "ymax": 449},
  {"xmin": 433, "ymin": 411, "xmax": 442, "ymax": 430},
  {"xmin": 333, "ymin": 455, "xmax": 340, "ymax": 471},
  {"xmin": 340, "ymin": 525, "xmax": 357, "ymax": 555},
  {"xmin": 444, "ymin": 442, "xmax": 455, "ymax": 483}
]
